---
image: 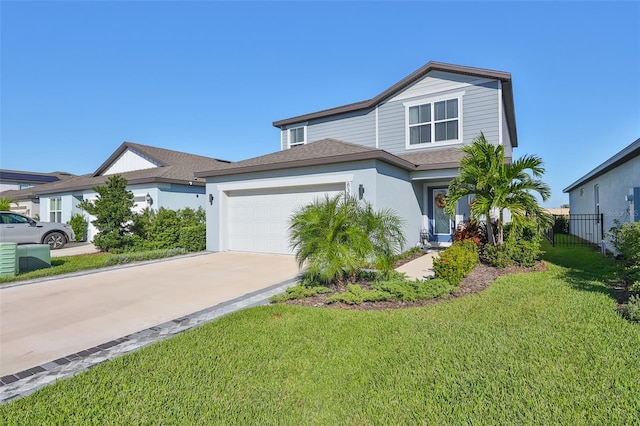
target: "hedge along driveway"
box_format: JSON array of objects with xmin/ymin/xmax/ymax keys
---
[{"xmin": 0, "ymin": 252, "xmax": 299, "ymax": 377}]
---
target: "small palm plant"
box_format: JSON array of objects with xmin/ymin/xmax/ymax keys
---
[
  {"xmin": 0, "ymin": 197, "xmax": 17, "ymax": 211},
  {"xmin": 289, "ymin": 194, "xmax": 405, "ymax": 287}
]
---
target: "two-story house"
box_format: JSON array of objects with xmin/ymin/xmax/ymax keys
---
[{"xmin": 195, "ymin": 61, "xmax": 518, "ymax": 254}]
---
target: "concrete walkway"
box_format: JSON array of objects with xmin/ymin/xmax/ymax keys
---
[{"xmin": 395, "ymin": 250, "xmax": 440, "ymax": 280}]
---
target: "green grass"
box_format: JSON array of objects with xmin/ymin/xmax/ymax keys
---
[
  {"xmin": 0, "ymin": 248, "xmax": 190, "ymax": 285},
  {"xmin": 1, "ymin": 244, "xmax": 639, "ymax": 424}
]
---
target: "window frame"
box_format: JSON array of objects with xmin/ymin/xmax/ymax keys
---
[
  {"xmin": 404, "ymin": 92, "xmax": 464, "ymax": 150},
  {"xmin": 49, "ymin": 197, "xmax": 62, "ymax": 223},
  {"xmin": 288, "ymin": 126, "xmax": 307, "ymax": 148}
]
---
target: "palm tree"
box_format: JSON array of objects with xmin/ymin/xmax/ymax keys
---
[
  {"xmin": 445, "ymin": 133, "xmax": 551, "ymax": 245},
  {"xmin": 0, "ymin": 197, "xmax": 18, "ymax": 211},
  {"xmin": 289, "ymin": 194, "xmax": 405, "ymax": 286}
]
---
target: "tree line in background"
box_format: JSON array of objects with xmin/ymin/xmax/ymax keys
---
[{"xmin": 78, "ymin": 175, "xmax": 206, "ymax": 253}]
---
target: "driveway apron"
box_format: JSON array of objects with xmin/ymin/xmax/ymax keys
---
[{"xmin": 0, "ymin": 252, "xmax": 299, "ymax": 377}]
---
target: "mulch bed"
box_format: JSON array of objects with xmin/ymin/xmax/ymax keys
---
[{"xmin": 283, "ymin": 258, "xmax": 548, "ymax": 311}]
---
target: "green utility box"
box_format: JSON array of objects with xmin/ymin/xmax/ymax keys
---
[
  {"xmin": 16, "ymin": 244, "xmax": 51, "ymax": 273},
  {"xmin": 0, "ymin": 242, "xmax": 18, "ymax": 278}
]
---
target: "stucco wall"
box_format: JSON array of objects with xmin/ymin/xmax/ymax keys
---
[
  {"xmin": 204, "ymin": 160, "xmax": 422, "ymax": 253},
  {"xmin": 568, "ymin": 155, "xmax": 639, "ymax": 245}
]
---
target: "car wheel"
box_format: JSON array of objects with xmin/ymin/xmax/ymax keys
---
[{"xmin": 43, "ymin": 232, "xmax": 67, "ymax": 249}]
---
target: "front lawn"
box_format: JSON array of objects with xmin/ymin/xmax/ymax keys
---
[{"xmin": 1, "ymin": 244, "xmax": 639, "ymax": 424}]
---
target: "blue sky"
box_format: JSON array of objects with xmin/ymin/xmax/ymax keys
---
[{"xmin": 1, "ymin": 1, "xmax": 639, "ymax": 208}]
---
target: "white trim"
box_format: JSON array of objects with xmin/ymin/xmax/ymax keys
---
[
  {"xmin": 391, "ymin": 78, "xmax": 491, "ymax": 102},
  {"xmin": 375, "ymin": 106, "xmax": 379, "ymax": 149},
  {"xmin": 217, "ymin": 174, "xmax": 354, "ymax": 192},
  {"xmin": 497, "ymin": 80, "xmax": 503, "ymax": 146},
  {"xmin": 404, "ymin": 91, "xmax": 465, "ymax": 150}
]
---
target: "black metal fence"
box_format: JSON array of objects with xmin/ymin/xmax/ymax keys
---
[{"xmin": 545, "ymin": 214, "xmax": 604, "ymax": 247}]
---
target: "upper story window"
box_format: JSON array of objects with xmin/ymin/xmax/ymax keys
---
[
  {"xmin": 288, "ymin": 126, "xmax": 306, "ymax": 148},
  {"xmin": 405, "ymin": 92, "xmax": 463, "ymax": 148}
]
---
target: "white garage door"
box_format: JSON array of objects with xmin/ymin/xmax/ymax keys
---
[{"xmin": 227, "ymin": 184, "xmax": 345, "ymax": 254}]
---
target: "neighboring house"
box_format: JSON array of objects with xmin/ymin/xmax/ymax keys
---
[
  {"xmin": 564, "ymin": 137, "xmax": 640, "ymax": 245},
  {"xmin": 7, "ymin": 142, "xmax": 230, "ymax": 242},
  {"xmin": 544, "ymin": 208, "xmax": 570, "ymax": 216},
  {"xmin": 0, "ymin": 169, "xmax": 75, "ymax": 217},
  {"xmin": 195, "ymin": 61, "xmax": 518, "ymax": 255}
]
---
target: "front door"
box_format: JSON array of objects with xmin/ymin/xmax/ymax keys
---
[{"xmin": 428, "ymin": 187, "xmax": 453, "ymax": 242}]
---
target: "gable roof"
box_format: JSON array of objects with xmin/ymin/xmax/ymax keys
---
[
  {"xmin": 272, "ymin": 61, "xmax": 518, "ymax": 147},
  {"xmin": 4, "ymin": 142, "xmax": 231, "ymax": 198},
  {"xmin": 93, "ymin": 141, "xmax": 229, "ymax": 177},
  {"xmin": 195, "ymin": 138, "xmax": 472, "ymax": 178},
  {"xmin": 564, "ymin": 137, "xmax": 640, "ymax": 193}
]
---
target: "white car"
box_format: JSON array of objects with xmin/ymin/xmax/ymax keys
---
[{"xmin": 0, "ymin": 211, "xmax": 75, "ymax": 249}]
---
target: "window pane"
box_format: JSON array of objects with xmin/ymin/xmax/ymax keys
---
[
  {"xmin": 420, "ymin": 104, "xmax": 431, "ymax": 123},
  {"xmin": 409, "ymin": 126, "xmax": 420, "ymax": 144},
  {"xmin": 434, "ymin": 101, "xmax": 445, "ymax": 121},
  {"xmin": 447, "ymin": 99, "xmax": 458, "ymax": 119},
  {"xmin": 435, "ymin": 122, "xmax": 446, "ymax": 141},
  {"xmin": 421, "ymin": 124, "xmax": 431, "ymax": 143},
  {"xmin": 409, "ymin": 106, "xmax": 419, "ymax": 125},
  {"xmin": 291, "ymin": 128, "xmax": 304, "ymax": 144},
  {"xmin": 447, "ymin": 120, "xmax": 458, "ymax": 140}
]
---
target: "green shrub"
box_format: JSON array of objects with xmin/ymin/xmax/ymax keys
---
[
  {"xmin": 484, "ymin": 222, "xmax": 543, "ymax": 268},
  {"xmin": 270, "ymin": 285, "xmax": 332, "ymax": 303},
  {"xmin": 132, "ymin": 207, "xmax": 206, "ymax": 252},
  {"xmin": 485, "ymin": 238, "xmax": 543, "ymax": 268},
  {"xmin": 68, "ymin": 213, "xmax": 88, "ymax": 242},
  {"xmin": 178, "ymin": 224, "xmax": 206, "ymax": 252},
  {"xmin": 433, "ymin": 240, "xmax": 479, "ymax": 286},
  {"xmin": 372, "ymin": 278, "xmax": 453, "ymax": 302},
  {"xmin": 552, "ymin": 215, "xmax": 570, "ymax": 234},
  {"xmin": 622, "ymin": 295, "xmax": 640, "ymax": 322},
  {"xmin": 326, "ymin": 284, "xmax": 391, "ymax": 305},
  {"xmin": 484, "ymin": 244, "xmax": 513, "ymax": 268},
  {"xmin": 608, "ymin": 221, "xmax": 640, "ymax": 289},
  {"xmin": 103, "ymin": 248, "xmax": 188, "ymax": 266}
]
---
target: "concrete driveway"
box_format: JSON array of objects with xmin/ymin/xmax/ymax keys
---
[{"xmin": 0, "ymin": 252, "xmax": 299, "ymax": 376}]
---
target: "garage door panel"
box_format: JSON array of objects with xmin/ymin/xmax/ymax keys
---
[{"xmin": 227, "ymin": 184, "xmax": 345, "ymax": 254}]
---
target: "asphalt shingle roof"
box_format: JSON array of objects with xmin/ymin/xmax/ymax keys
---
[
  {"xmin": 195, "ymin": 138, "xmax": 469, "ymax": 178},
  {"xmin": 3, "ymin": 142, "xmax": 231, "ymax": 198}
]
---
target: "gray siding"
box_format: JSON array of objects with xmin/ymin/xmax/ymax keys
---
[
  {"xmin": 463, "ymin": 81, "xmax": 500, "ymax": 145},
  {"xmin": 278, "ymin": 71, "xmax": 503, "ymax": 158},
  {"xmin": 377, "ymin": 81, "xmax": 500, "ymax": 154},
  {"xmin": 306, "ymin": 110, "xmax": 376, "ymax": 147}
]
